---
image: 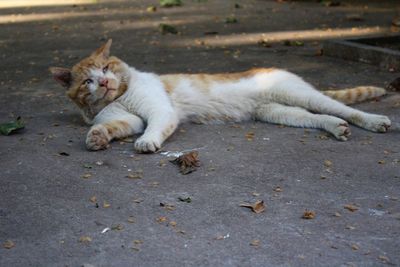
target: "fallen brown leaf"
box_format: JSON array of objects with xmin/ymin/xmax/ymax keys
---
[
  {"xmin": 3, "ymin": 240, "xmax": 15, "ymax": 249},
  {"xmin": 240, "ymin": 200, "xmax": 265, "ymax": 214},
  {"xmin": 302, "ymin": 210, "xmax": 316, "ymax": 219},
  {"xmin": 81, "ymin": 173, "xmax": 92, "ymax": 179},
  {"xmin": 324, "ymin": 160, "xmax": 333, "ymax": 168},
  {"xmin": 89, "ymin": 196, "xmax": 97, "ymax": 203},
  {"xmin": 245, "ymin": 131, "xmax": 255, "ymax": 141},
  {"xmin": 126, "ymin": 171, "xmax": 143, "ymax": 179},
  {"xmin": 103, "ymin": 201, "xmax": 111, "ymax": 208},
  {"xmin": 171, "ymin": 151, "xmax": 200, "ymax": 175},
  {"xmin": 160, "ymin": 202, "xmax": 176, "ymax": 211},
  {"xmin": 250, "ymin": 239, "xmax": 260, "ymax": 247},
  {"xmin": 156, "ymin": 216, "xmax": 168, "ymax": 223},
  {"xmin": 79, "ymin": 236, "xmax": 92, "ymax": 244},
  {"xmin": 344, "ymin": 204, "xmax": 359, "ymax": 212}
]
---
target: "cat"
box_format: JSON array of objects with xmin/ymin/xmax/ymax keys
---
[{"xmin": 50, "ymin": 39, "xmax": 391, "ymax": 153}]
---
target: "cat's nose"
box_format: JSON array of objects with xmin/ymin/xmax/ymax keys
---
[{"xmin": 99, "ymin": 78, "xmax": 108, "ymax": 87}]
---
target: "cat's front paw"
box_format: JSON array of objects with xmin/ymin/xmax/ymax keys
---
[
  {"xmin": 363, "ymin": 115, "xmax": 391, "ymax": 133},
  {"xmin": 86, "ymin": 125, "xmax": 111, "ymax": 151},
  {"xmin": 134, "ymin": 136, "xmax": 161, "ymax": 153}
]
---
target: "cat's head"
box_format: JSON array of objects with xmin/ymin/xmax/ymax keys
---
[{"xmin": 50, "ymin": 39, "xmax": 129, "ymax": 123}]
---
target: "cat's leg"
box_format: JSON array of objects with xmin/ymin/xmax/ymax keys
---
[
  {"xmin": 268, "ymin": 72, "xmax": 391, "ymax": 132},
  {"xmin": 86, "ymin": 110, "xmax": 144, "ymax": 151},
  {"xmin": 134, "ymin": 111, "xmax": 179, "ymax": 153},
  {"xmin": 255, "ymin": 103, "xmax": 351, "ymax": 140}
]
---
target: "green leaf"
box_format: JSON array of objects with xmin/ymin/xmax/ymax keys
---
[
  {"xmin": 225, "ymin": 16, "xmax": 238, "ymax": 24},
  {"xmin": 159, "ymin": 23, "xmax": 178, "ymax": 34},
  {"xmin": 160, "ymin": 0, "xmax": 182, "ymax": 7},
  {"xmin": 0, "ymin": 117, "xmax": 25, "ymax": 135}
]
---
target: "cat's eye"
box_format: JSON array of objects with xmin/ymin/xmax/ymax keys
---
[
  {"xmin": 102, "ymin": 65, "xmax": 109, "ymax": 73},
  {"xmin": 84, "ymin": 79, "xmax": 93, "ymax": 85}
]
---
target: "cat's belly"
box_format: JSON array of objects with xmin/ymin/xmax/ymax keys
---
[{"xmin": 175, "ymin": 97, "xmax": 258, "ymax": 124}]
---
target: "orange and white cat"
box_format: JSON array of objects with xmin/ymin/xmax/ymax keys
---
[{"xmin": 50, "ymin": 40, "xmax": 391, "ymax": 153}]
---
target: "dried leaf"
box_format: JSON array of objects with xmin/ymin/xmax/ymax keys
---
[
  {"xmin": 156, "ymin": 216, "xmax": 168, "ymax": 223},
  {"xmin": 302, "ymin": 210, "xmax": 316, "ymax": 219},
  {"xmin": 89, "ymin": 196, "xmax": 97, "ymax": 203},
  {"xmin": 170, "ymin": 151, "xmax": 200, "ymax": 174},
  {"xmin": 240, "ymin": 200, "xmax": 265, "ymax": 214},
  {"xmin": 160, "ymin": 202, "xmax": 176, "ymax": 211},
  {"xmin": 127, "ymin": 216, "xmax": 135, "ymax": 223},
  {"xmin": 81, "ymin": 173, "xmax": 92, "ymax": 179},
  {"xmin": 351, "ymin": 244, "xmax": 359, "ymax": 250},
  {"xmin": 273, "ymin": 186, "xmax": 282, "ymax": 192},
  {"xmin": 111, "ymin": 224, "xmax": 124, "ymax": 231},
  {"xmin": 324, "ymin": 160, "xmax": 333, "ymax": 167},
  {"xmin": 126, "ymin": 171, "xmax": 143, "ymax": 179},
  {"xmin": 245, "ymin": 131, "xmax": 255, "ymax": 141},
  {"xmin": 169, "ymin": 221, "xmax": 177, "ymax": 227},
  {"xmin": 0, "ymin": 116, "xmax": 24, "ymax": 135},
  {"xmin": 3, "ymin": 240, "xmax": 15, "ymax": 249},
  {"xmin": 133, "ymin": 239, "xmax": 143, "ymax": 245},
  {"xmin": 344, "ymin": 204, "xmax": 358, "ymax": 212},
  {"xmin": 79, "ymin": 236, "xmax": 92, "ymax": 244},
  {"xmin": 250, "ymin": 239, "xmax": 260, "ymax": 247},
  {"xmin": 103, "ymin": 201, "xmax": 111, "ymax": 208},
  {"xmin": 378, "ymin": 255, "xmax": 391, "ymax": 263}
]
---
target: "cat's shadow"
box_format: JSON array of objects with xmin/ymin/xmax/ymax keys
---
[{"xmin": 53, "ymin": 112, "xmax": 86, "ymax": 127}]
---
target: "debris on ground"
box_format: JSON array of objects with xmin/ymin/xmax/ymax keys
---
[
  {"xmin": 170, "ymin": 151, "xmax": 200, "ymax": 174},
  {"xmin": 160, "ymin": 0, "xmax": 182, "ymax": 8},
  {"xmin": 250, "ymin": 239, "xmax": 260, "ymax": 247},
  {"xmin": 2, "ymin": 240, "xmax": 15, "ymax": 249},
  {"xmin": 225, "ymin": 16, "xmax": 238, "ymax": 24},
  {"xmin": 0, "ymin": 116, "xmax": 24, "ymax": 135},
  {"xmin": 79, "ymin": 236, "xmax": 92, "ymax": 244},
  {"xmin": 160, "ymin": 202, "xmax": 176, "ymax": 211},
  {"xmin": 344, "ymin": 204, "xmax": 359, "ymax": 212},
  {"xmin": 159, "ymin": 23, "xmax": 178, "ymax": 34},
  {"xmin": 240, "ymin": 200, "xmax": 266, "ymax": 214},
  {"xmin": 283, "ymin": 40, "xmax": 304, "ymax": 46},
  {"xmin": 126, "ymin": 170, "xmax": 143, "ymax": 179},
  {"xmin": 178, "ymin": 196, "xmax": 192, "ymax": 203},
  {"xmin": 302, "ymin": 210, "xmax": 316, "ymax": 219}
]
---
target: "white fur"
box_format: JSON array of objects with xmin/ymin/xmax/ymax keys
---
[{"xmin": 90, "ymin": 67, "xmax": 391, "ymax": 152}]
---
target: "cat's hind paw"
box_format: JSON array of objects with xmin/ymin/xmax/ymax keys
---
[
  {"xmin": 134, "ymin": 136, "xmax": 161, "ymax": 153},
  {"xmin": 86, "ymin": 124, "xmax": 110, "ymax": 151}
]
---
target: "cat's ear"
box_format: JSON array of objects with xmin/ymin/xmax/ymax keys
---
[
  {"xmin": 92, "ymin": 39, "xmax": 112, "ymax": 59},
  {"xmin": 49, "ymin": 67, "xmax": 72, "ymax": 88}
]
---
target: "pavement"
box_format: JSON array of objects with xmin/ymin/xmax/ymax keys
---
[{"xmin": 0, "ymin": 0, "xmax": 400, "ymax": 266}]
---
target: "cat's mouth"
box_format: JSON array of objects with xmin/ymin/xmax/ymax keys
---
[{"xmin": 103, "ymin": 88, "xmax": 116, "ymax": 99}]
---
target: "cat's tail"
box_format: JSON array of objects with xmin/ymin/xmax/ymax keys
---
[{"xmin": 322, "ymin": 86, "xmax": 386, "ymax": 105}]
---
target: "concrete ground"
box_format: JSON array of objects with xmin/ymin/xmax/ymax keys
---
[{"xmin": 0, "ymin": 0, "xmax": 399, "ymax": 266}]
